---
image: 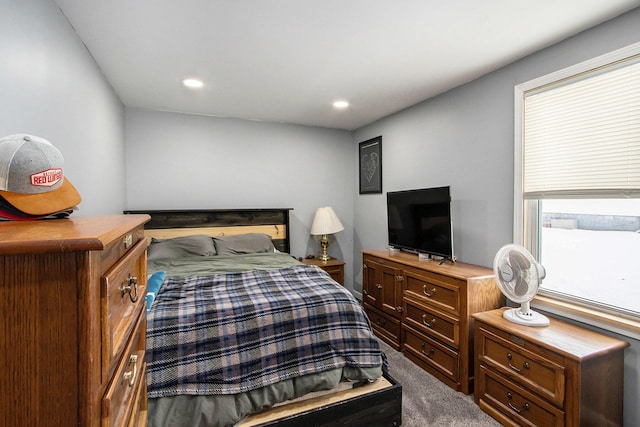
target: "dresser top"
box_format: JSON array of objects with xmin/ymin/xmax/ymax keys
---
[
  {"xmin": 0, "ymin": 214, "xmax": 150, "ymax": 255},
  {"xmin": 362, "ymin": 249, "xmax": 494, "ymax": 280},
  {"xmin": 473, "ymin": 308, "xmax": 629, "ymax": 360}
]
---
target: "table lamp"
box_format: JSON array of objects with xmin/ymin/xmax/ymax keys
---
[{"xmin": 310, "ymin": 207, "xmax": 344, "ymax": 261}]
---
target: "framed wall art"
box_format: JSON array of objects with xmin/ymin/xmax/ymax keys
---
[{"xmin": 359, "ymin": 136, "xmax": 382, "ymax": 194}]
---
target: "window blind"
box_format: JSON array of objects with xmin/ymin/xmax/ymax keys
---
[{"xmin": 523, "ymin": 58, "xmax": 640, "ymax": 199}]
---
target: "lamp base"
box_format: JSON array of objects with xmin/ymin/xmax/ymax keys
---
[{"xmin": 318, "ymin": 234, "xmax": 331, "ymax": 261}]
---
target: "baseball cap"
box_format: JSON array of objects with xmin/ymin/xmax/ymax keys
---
[{"xmin": 0, "ymin": 134, "xmax": 81, "ymax": 215}]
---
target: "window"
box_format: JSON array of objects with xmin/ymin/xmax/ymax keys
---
[{"xmin": 514, "ymin": 42, "xmax": 640, "ymax": 337}]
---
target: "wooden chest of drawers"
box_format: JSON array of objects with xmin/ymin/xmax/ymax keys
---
[
  {"xmin": 0, "ymin": 215, "xmax": 150, "ymax": 427},
  {"xmin": 473, "ymin": 308, "xmax": 629, "ymax": 426},
  {"xmin": 362, "ymin": 249, "xmax": 504, "ymax": 394}
]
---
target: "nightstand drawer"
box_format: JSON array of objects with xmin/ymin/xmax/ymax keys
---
[
  {"xmin": 103, "ymin": 308, "xmax": 146, "ymax": 427},
  {"xmin": 301, "ymin": 258, "xmax": 345, "ymax": 285},
  {"xmin": 101, "ymin": 239, "xmax": 148, "ymax": 380},
  {"xmin": 403, "ymin": 298, "xmax": 459, "ymax": 348},
  {"xmin": 322, "ymin": 265, "xmax": 344, "ymax": 285},
  {"xmin": 477, "ymin": 323, "xmax": 565, "ymax": 406},
  {"xmin": 477, "ymin": 365, "xmax": 564, "ymax": 427}
]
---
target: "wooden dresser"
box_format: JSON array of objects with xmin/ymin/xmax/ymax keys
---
[
  {"xmin": 362, "ymin": 249, "xmax": 504, "ymax": 394},
  {"xmin": 0, "ymin": 215, "xmax": 150, "ymax": 427},
  {"xmin": 473, "ymin": 308, "xmax": 629, "ymax": 426}
]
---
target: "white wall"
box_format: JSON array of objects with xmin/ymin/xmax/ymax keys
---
[
  {"xmin": 124, "ymin": 108, "xmax": 356, "ymax": 288},
  {"xmin": 0, "ymin": 0, "xmax": 126, "ymax": 215},
  {"xmin": 353, "ymin": 7, "xmax": 640, "ymax": 425}
]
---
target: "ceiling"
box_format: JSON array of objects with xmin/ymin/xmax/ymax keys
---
[{"xmin": 54, "ymin": 0, "xmax": 640, "ymax": 131}]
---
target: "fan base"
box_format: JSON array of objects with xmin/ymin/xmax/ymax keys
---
[{"xmin": 503, "ymin": 308, "xmax": 549, "ymax": 327}]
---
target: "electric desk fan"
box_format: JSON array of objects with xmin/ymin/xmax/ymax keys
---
[{"xmin": 493, "ymin": 244, "xmax": 549, "ymax": 327}]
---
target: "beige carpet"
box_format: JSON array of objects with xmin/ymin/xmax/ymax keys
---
[{"xmin": 378, "ymin": 339, "xmax": 500, "ymax": 427}]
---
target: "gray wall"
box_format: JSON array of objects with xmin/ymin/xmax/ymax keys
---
[
  {"xmin": 2, "ymin": 0, "xmax": 638, "ymax": 423},
  {"xmin": 352, "ymin": 7, "xmax": 640, "ymax": 425},
  {"xmin": 353, "ymin": 8, "xmax": 640, "ymax": 271},
  {"xmin": 0, "ymin": 0, "xmax": 126, "ymax": 215},
  {"xmin": 124, "ymin": 108, "xmax": 356, "ymax": 289}
]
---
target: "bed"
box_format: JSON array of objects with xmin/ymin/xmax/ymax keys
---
[{"xmin": 124, "ymin": 208, "xmax": 402, "ymax": 427}]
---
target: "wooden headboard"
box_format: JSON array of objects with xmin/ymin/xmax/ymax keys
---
[{"xmin": 123, "ymin": 208, "xmax": 293, "ymax": 253}]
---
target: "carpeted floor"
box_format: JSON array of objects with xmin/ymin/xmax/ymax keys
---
[{"xmin": 378, "ymin": 339, "xmax": 500, "ymax": 427}]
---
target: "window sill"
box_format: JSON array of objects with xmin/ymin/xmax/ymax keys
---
[{"xmin": 532, "ymin": 296, "xmax": 640, "ymax": 340}]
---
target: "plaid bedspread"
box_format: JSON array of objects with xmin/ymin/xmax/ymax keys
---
[{"xmin": 146, "ymin": 265, "xmax": 383, "ymax": 398}]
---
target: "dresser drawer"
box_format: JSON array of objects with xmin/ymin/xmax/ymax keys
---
[
  {"xmin": 477, "ymin": 365, "xmax": 564, "ymax": 427},
  {"xmin": 477, "ymin": 323, "xmax": 565, "ymax": 406},
  {"xmin": 127, "ymin": 362, "xmax": 148, "ymax": 427},
  {"xmin": 102, "ymin": 239, "xmax": 148, "ymax": 380},
  {"xmin": 103, "ymin": 309, "xmax": 147, "ymax": 427},
  {"xmin": 403, "ymin": 326, "xmax": 459, "ymax": 383},
  {"xmin": 403, "ymin": 269, "xmax": 460, "ymax": 314},
  {"xmin": 403, "ymin": 298, "xmax": 459, "ymax": 348},
  {"xmin": 100, "ymin": 227, "xmax": 146, "ymax": 276},
  {"xmin": 365, "ymin": 304, "xmax": 401, "ymax": 349}
]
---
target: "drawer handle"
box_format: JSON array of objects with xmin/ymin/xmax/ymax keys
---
[
  {"xmin": 120, "ymin": 275, "xmax": 139, "ymax": 303},
  {"xmin": 421, "ymin": 343, "xmax": 435, "ymax": 358},
  {"xmin": 377, "ymin": 317, "xmax": 387, "ymax": 326},
  {"xmin": 375, "ymin": 283, "xmax": 382, "ymax": 289},
  {"xmin": 422, "ymin": 313, "xmax": 435, "ymax": 328},
  {"xmin": 123, "ymin": 233, "xmax": 133, "ymax": 249},
  {"xmin": 423, "ymin": 285, "xmax": 436, "ymax": 297},
  {"xmin": 122, "ymin": 354, "xmax": 138, "ymax": 387},
  {"xmin": 506, "ymin": 392, "xmax": 530, "ymax": 414},
  {"xmin": 506, "ymin": 353, "xmax": 530, "ymax": 372}
]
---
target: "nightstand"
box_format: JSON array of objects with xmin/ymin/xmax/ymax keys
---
[
  {"xmin": 301, "ymin": 258, "xmax": 345, "ymax": 285},
  {"xmin": 473, "ymin": 308, "xmax": 629, "ymax": 426}
]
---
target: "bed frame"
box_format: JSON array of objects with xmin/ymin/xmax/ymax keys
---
[
  {"xmin": 123, "ymin": 208, "xmax": 402, "ymax": 426},
  {"xmin": 240, "ymin": 375, "xmax": 401, "ymax": 427},
  {"xmin": 124, "ymin": 208, "xmax": 292, "ymax": 253}
]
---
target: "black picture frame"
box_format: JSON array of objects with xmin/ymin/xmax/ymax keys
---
[{"xmin": 359, "ymin": 136, "xmax": 382, "ymax": 194}]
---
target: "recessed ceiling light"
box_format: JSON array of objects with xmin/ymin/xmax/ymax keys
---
[
  {"xmin": 183, "ymin": 78, "xmax": 204, "ymax": 89},
  {"xmin": 333, "ymin": 100, "xmax": 349, "ymax": 109}
]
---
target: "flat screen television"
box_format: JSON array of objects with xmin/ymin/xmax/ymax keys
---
[{"xmin": 386, "ymin": 186, "xmax": 454, "ymax": 261}]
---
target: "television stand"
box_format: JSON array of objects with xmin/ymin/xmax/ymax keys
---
[
  {"xmin": 417, "ymin": 252, "xmax": 456, "ymax": 264},
  {"xmin": 361, "ymin": 249, "xmax": 504, "ymax": 394}
]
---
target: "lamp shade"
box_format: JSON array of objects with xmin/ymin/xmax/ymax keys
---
[{"xmin": 310, "ymin": 207, "xmax": 344, "ymax": 235}]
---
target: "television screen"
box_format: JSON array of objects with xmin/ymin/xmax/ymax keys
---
[{"xmin": 387, "ymin": 186, "xmax": 453, "ymax": 259}]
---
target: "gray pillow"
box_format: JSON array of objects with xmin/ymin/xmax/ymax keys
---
[
  {"xmin": 213, "ymin": 233, "xmax": 275, "ymax": 256},
  {"xmin": 148, "ymin": 235, "xmax": 216, "ymax": 260}
]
